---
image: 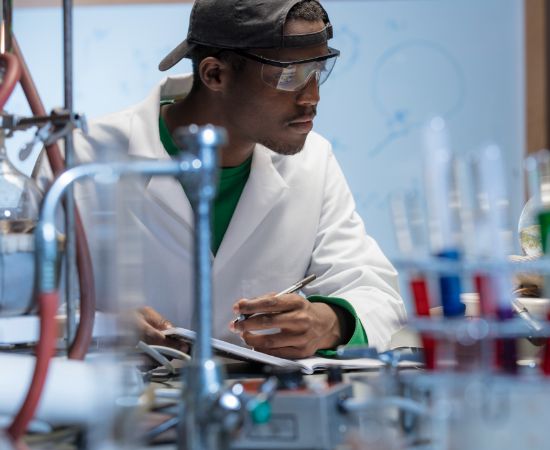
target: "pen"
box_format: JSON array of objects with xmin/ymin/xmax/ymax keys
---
[{"xmin": 233, "ymin": 274, "xmax": 317, "ymax": 323}]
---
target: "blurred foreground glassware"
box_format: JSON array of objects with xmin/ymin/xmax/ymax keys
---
[
  {"xmin": 518, "ymin": 197, "xmax": 543, "ymax": 258},
  {"xmin": 0, "ymin": 134, "xmax": 42, "ymax": 316}
]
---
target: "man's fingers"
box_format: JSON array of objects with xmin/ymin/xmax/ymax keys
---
[
  {"xmin": 231, "ymin": 298, "xmax": 340, "ymax": 359},
  {"xmin": 165, "ymin": 337, "xmax": 191, "ymax": 353},
  {"xmin": 140, "ymin": 320, "xmax": 189, "ymax": 352},
  {"xmin": 241, "ymin": 330, "xmax": 308, "ymax": 350},
  {"xmin": 237, "ymin": 312, "xmax": 279, "ymax": 330},
  {"xmin": 232, "ymin": 309, "xmax": 310, "ymax": 334},
  {"xmin": 139, "ymin": 306, "xmax": 173, "ymax": 330},
  {"xmin": 140, "ymin": 320, "xmax": 169, "ymax": 344},
  {"xmin": 234, "ymin": 293, "xmax": 304, "ymax": 316},
  {"xmin": 135, "ymin": 307, "xmax": 189, "ymax": 352}
]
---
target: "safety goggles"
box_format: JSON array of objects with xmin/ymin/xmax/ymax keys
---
[{"xmin": 234, "ymin": 47, "xmax": 340, "ymax": 92}]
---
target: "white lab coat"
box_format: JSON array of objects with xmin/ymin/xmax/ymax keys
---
[{"xmin": 64, "ymin": 75, "xmax": 406, "ymax": 351}]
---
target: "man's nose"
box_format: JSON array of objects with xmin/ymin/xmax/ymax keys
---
[{"xmin": 296, "ymin": 73, "xmax": 320, "ymax": 106}]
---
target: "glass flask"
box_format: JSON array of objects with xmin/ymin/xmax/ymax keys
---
[
  {"xmin": 517, "ymin": 197, "xmax": 543, "ymax": 257},
  {"xmin": 0, "ymin": 136, "xmax": 43, "ymax": 316}
]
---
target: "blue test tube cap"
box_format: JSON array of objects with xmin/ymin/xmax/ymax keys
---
[{"xmin": 437, "ymin": 249, "xmax": 466, "ymax": 317}]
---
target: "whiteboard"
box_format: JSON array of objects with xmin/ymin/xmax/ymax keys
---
[{"xmin": 7, "ymin": 0, "xmax": 525, "ymax": 259}]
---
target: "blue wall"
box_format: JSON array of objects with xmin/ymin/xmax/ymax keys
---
[{"xmin": 7, "ymin": 0, "xmax": 524, "ymax": 258}]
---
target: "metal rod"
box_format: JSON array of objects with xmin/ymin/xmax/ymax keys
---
[
  {"xmin": 194, "ymin": 195, "xmax": 213, "ymax": 362},
  {"xmin": 174, "ymin": 126, "xmax": 226, "ymax": 450},
  {"xmin": 63, "ymin": 0, "xmax": 77, "ymax": 349},
  {"xmin": 1, "ymin": 0, "xmax": 12, "ymax": 54},
  {"xmin": 15, "ymin": 113, "xmax": 79, "ymax": 127},
  {"xmin": 0, "ymin": 3, "xmax": 4, "ymax": 54}
]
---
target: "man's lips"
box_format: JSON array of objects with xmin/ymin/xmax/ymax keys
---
[
  {"xmin": 289, "ymin": 115, "xmax": 316, "ymax": 125},
  {"xmin": 288, "ymin": 115, "xmax": 315, "ymax": 133}
]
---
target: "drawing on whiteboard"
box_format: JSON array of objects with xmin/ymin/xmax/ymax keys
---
[{"xmin": 368, "ymin": 40, "xmax": 465, "ymax": 156}]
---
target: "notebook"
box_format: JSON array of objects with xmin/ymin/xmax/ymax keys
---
[{"xmin": 162, "ymin": 327, "xmax": 420, "ymax": 375}]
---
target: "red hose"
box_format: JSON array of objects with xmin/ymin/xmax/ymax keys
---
[
  {"xmin": 69, "ymin": 215, "xmax": 96, "ymax": 360},
  {"xmin": 0, "ymin": 52, "xmax": 21, "ymax": 110},
  {"xmin": 13, "ymin": 36, "xmax": 96, "ymax": 360},
  {"xmin": 6, "ymin": 292, "xmax": 59, "ymax": 442}
]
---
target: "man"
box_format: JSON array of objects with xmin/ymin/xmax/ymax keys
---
[{"xmin": 71, "ymin": 0, "xmax": 406, "ymax": 358}]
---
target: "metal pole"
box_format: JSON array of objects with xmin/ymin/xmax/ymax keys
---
[
  {"xmin": 193, "ymin": 139, "xmax": 217, "ymax": 365},
  {"xmin": 174, "ymin": 126, "xmax": 228, "ymax": 450},
  {"xmin": 1, "ymin": 0, "xmax": 12, "ymax": 54},
  {"xmin": 63, "ymin": 0, "xmax": 78, "ymax": 349},
  {"xmin": 0, "ymin": 2, "xmax": 5, "ymax": 54}
]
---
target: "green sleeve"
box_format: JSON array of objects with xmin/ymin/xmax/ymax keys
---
[{"xmin": 308, "ymin": 295, "xmax": 368, "ymax": 357}]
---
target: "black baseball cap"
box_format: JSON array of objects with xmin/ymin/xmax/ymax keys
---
[{"xmin": 158, "ymin": 0, "xmax": 333, "ymax": 71}]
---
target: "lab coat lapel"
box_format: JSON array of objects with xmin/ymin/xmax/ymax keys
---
[
  {"xmin": 214, "ymin": 147, "xmax": 288, "ymax": 273},
  {"xmin": 127, "ymin": 78, "xmax": 195, "ymax": 231}
]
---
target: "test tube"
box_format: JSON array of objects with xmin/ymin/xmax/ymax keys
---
[
  {"xmin": 471, "ymin": 143, "xmax": 517, "ymax": 373},
  {"xmin": 422, "ymin": 117, "xmax": 465, "ymax": 318},
  {"xmin": 391, "ymin": 191, "xmax": 436, "ymax": 369}
]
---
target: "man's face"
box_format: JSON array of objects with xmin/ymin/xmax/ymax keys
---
[{"xmin": 223, "ymin": 19, "xmax": 330, "ymax": 155}]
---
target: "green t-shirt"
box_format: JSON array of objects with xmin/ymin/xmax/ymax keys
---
[
  {"xmin": 158, "ymin": 111, "xmax": 368, "ymax": 351},
  {"xmin": 159, "ymin": 111, "xmax": 250, "ymax": 255}
]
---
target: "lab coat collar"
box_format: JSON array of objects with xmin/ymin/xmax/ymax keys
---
[
  {"xmin": 214, "ymin": 146, "xmax": 289, "ymax": 273},
  {"xmin": 128, "ymin": 75, "xmax": 196, "ymax": 230},
  {"xmin": 127, "ymin": 75, "xmax": 193, "ymax": 160}
]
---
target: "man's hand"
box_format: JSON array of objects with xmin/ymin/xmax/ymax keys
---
[
  {"xmin": 230, "ymin": 293, "xmax": 342, "ymax": 358},
  {"xmin": 136, "ymin": 306, "xmax": 189, "ymax": 353}
]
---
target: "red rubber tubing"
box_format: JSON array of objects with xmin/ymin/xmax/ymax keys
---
[
  {"xmin": 0, "ymin": 52, "xmax": 21, "ymax": 110},
  {"xmin": 7, "ymin": 292, "xmax": 58, "ymax": 442}
]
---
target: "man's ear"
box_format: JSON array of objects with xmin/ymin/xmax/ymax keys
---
[{"xmin": 198, "ymin": 56, "xmax": 230, "ymax": 92}]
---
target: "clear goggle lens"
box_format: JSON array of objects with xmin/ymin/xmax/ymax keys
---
[{"xmin": 260, "ymin": 56, "xmax": 338, "ymax": 92}]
